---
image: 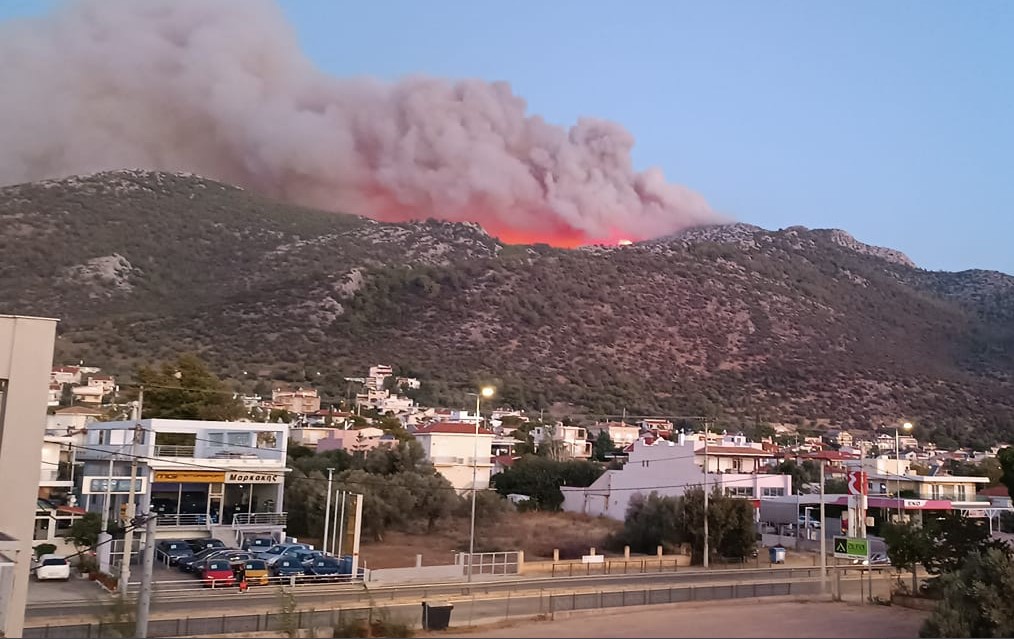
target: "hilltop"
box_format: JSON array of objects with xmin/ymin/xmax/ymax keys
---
[{"xmin": 2, "ymin": 170, "xmax": 1012, "ymax": 446}]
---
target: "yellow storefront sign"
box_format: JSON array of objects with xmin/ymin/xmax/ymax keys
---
[{"xmin": 153, "ymin": 470, "xmax": 226, "ymax": 483}]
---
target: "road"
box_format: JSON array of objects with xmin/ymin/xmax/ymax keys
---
[
  {"xmin": 22, "ymin": 568, "xmax": 899, "ymax": 638},
  {"xmin": 460, "ymin": 600, "xmax": 927, "ymax": 638},
  {"xmin": 25, "ymin": 565, "xmax": 831, "ymax": 620}
]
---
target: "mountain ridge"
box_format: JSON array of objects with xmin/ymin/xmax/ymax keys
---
[{"xmin": 2, "ymin": 170, "xmax": 1012, "ymax": 447}]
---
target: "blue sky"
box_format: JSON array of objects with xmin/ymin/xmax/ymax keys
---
[{"xmin": 4, "ymin": 1, "xmax": 1012, "ymax": 274}]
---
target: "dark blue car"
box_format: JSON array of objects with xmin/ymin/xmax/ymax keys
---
[{"xmin": 270, "ymin": 558, "xmax": 306, "ymax": 579}]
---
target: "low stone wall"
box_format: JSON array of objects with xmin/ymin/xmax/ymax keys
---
[{"xmin": 367, "ymin": 564, "xmax": 464, "ymax": 584}]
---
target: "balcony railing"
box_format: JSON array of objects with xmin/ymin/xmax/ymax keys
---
[
  {"xmin": 153, "ymin": 445, "xmax": 196, "ymax": 457},
  {"xmin": 156, "ymin": 513, "xmax": 217, "ymax": 527},
  {"xmin": 232, "ymin": 512, "xmax": 287, "ymax": 527}
]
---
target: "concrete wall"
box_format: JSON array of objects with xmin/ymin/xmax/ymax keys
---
[
  {"xmin": 0, "ymin": 315, "xmax": 58, "ymax": 638},
  {"xmin": 366, "ymin": 564, "xmax": 464, "ymax": 584}
]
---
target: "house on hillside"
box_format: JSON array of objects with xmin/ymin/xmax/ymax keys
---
[
  {"xmin": 561, "ymin": 434, "xmax": 792, "ymax": 521},
  {"xmin": 823, "ymin": 430, "xmax": 853, "ymax": 448},
  {"xmin": 586, "ymin": 422, "xmax": 640, "ymax": 448},
  {"xmin": 50, "ymin": 366, "xmax": 82, "ymax": 385},
  {"xmin": 272, "ymin": 388, "xmax": 321, "ymax": 415},
  {"xmin": 315, "ymin": 427, "xmax": 391, "ymax": 453},
  {"xmin": 532, "ymin": 423, "xmax": 591, "ymax": 459},
  {"xmin": 70, "ymin": 384, "xmax": 103, "ymax": 405},
  {"xmin": 412, "ymin": 422, "xmax": 494, "ymax": 492}
]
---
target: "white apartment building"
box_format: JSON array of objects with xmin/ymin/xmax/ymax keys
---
[
  {"xmin": 366, "ymin": 365, "xmax": 394, "ymax": 390},
  {"xmin": 532, "ymin": 423, "xmax": 592, "ymax": 459},
  {"xmin": 71, "ymin": 384, "xmax": 104, "ymax": 405},
  {"xmin": 412, "ymin": 422, "xmax": 494, "ymax": 492},
  {"xmin": 0, "ymin": 315, "xmax": 58, "ymax": 638},
  {"xmin": 76, "ymin": 419, "xmax": 290, "ymax": 550},
  {"xmin": 562, "ymin": 435, "xmax": 792, "ymax": 521}
]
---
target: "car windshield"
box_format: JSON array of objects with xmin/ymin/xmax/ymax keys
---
[
  {"xmin": 42, "ymin": 558, "xmax": 67, "ymax": 566},
  {"xmin": 207, "ymin": 561, "xmax": 230, "ymax": 570},
  {"xmin": 265, "ymin": 547, "xmax": 283, "ymax": 554},
  {"xmin": 245, "ymin": 561, "xmax": 266, "ymax": 570}
]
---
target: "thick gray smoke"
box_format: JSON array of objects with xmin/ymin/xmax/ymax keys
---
[{"xmin": 0, "ymin": 0, "xmax": 720, "ymax": 245}]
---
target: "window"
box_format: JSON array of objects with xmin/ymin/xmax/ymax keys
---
[
  {"xmin": 227, "ymin": 432, "xmax": 250, "ymax": 447},
  {"xmin": 762, "ymin": 487, "xmax": 786, "ymax": 497},
  {"xmin": 255, "ymin": 431, "xmax": 279, "ymax": 449},
  {"xmin": 725, "ymin": 486, "xmax": 754, "ymax": 497},
  {"xmin": 956, "ymin": 485, "xmax": 967, "ymax": 500},
  {"xmin": 97, "ymin": 430, "xmax": 109, "ymax": 445},
  {"xmin": 207, "ymin": 433, "xmax": 225, "ymax": 447},
  {"xmin": 931, "ymin": 484, "xmax": 941, "ymax": 499}
]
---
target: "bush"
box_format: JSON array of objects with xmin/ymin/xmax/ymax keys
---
[{"xmin": 33, "ymin": 543, "xmax": 57, "ymax": 558}]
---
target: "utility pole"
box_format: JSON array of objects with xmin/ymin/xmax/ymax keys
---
[
  {"xmin": 819, "ymin": 459, "xmax": 827, "ymax": 594},
  {"xmin": 135, "ymin": 512, "xmax": 156, "ymax": 637},
  {"xmin": 323, "ymin": 468, "xmax": 335, "ymax": 553},
  {"xmin": 119, "ymin": 388, "xmax": 143, "ymax": 594},
  {"xmin": 702, "ymin": 419, "xmax": 709, "ymax": 569}
]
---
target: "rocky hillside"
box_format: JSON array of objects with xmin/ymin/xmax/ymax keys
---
[{"xmin": 2, "ymin": 171, "xmax": 1012, "ymax": 446}]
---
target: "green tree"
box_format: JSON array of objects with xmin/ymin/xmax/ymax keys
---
[
  {"xmin": 592, "ymin": 431, "xmax": 615, "ymax": 461},
  {"xmin": 824, "ymin": 478, "xmax": 848, "ymax": 494},
  {"xmin": 490, "ymin": 456, "xmax": 604, "ymax": 511},
  {"xmin": 135, "ymin": 353, "xmax": 244, "ymax": 421},
  {"xmin": 883, "ymin": 520, "xmax": 933, "ymax": 594},
  {"xmin": 620, "ymin": 488, "xmax": 756, "ymax": 564},
  {"xmin": 998, "ymin": 447, "xmax": 1014, "ymax": 497},
  {"xmin": 67, "ymin": 512, "xmax": 102, "ymax": 552},
  {"xmin": 921, "ymin": 549, "xmax": 1014, "ymax": 638}
]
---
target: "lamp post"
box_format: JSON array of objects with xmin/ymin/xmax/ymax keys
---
[
  {"xmin": 894, "ymin": 422, "xmax": 913, "ymax": 521},
  {"xmin": 467, "ymin": 386, "xmax": 495, "ymax": 582}
]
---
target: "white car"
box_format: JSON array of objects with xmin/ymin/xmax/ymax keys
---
[{"xmin": 33, "ymin": 554, "xmax": 71, "ymax": 581}]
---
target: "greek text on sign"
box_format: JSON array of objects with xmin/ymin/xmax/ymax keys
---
[
  {"xmin": 226, "ymin": 471, "xmax": 281, "ymax": 484},
  {"xmin": 154, "ymin": 470, "xmax": 226, "ymax": 483}
]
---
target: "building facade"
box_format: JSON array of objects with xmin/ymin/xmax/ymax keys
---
[
  {"xmin": 412, "ymin": 422, "xmax": 494, "ymax": 492},
  {"xmin": 0, "ymin": 315, "xmax": 58, "ymax": 638},
  {"xmin": 76, "ymin": 419, "xmax": 289, "ymax": 550},
  {"xmin": 561, "ymin": 435, "xmax": 792, "ymax": 521}
]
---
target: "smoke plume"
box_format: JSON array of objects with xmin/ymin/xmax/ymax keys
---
[{"xmin": 0, "ymin": 0, "xmax": 720, "ymax": 246}]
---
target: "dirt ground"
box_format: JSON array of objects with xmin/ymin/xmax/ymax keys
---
[
  {"xmin": 355, "ymin": 511, "xmax": 622, "ymax": 569},
  {"xmin": 461, "ymin": 600, "xmax": 928, "ymax": 638}
]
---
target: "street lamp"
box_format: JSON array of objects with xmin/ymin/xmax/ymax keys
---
[{"xmin": 467, "ymin": 386, "xmax": 495, "ymax": 581}]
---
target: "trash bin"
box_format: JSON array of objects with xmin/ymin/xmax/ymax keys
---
[
  {"xmin": 422, "ymin": 602, "xmax": 454, "ymax": 631},
  {"xmin": 769, "ymin": 545, "xmax": 786, "ymax": 564}
]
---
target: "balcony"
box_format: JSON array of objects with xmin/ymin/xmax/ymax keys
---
[
  {"xmin": 232, "ymin": 512, "xmax": 287, "ymax": 527},
  {"xmin": 155, "ymin": 513, "xmax": 218, "ymax": 527},
  {"xmin": 153, "ymin": 445, "xmax": 196, "ymax": 457}
]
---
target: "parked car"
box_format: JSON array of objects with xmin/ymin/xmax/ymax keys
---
[
  {"xmin": 186, "ymin": 538, "xmax": 227, "ymax": 554},
  {"xmin": 190, "ymin": 550, "xmax": 252, "ymax": 574},
  {"xmin": 270, "ymin": 557, "xmax": 307, "ymax": 579},
  {"xmin": 201, "ymin": 560, "xmax": 236, "ymax": 588},
  {"xmin": 33, "ymin": 554, "xmax": 71, "ymax": 581},
  {"xmin": 241, "ymin": 536, "xmax": 275, "ymax": 553},
  {"xmin": 304, "ymin": 557, "xmax": 344, "ymax": 581},
  {"xmin": 257, "ymin": 543, "xmax": 312, "ymax": 564},
  {"xmin": 155, "ymin": 540, "xmax": 194, "ymax": 566},
  {"xmin": 797, "ymin": 516, "xmax": 821, "ymax": 529},
  {"xmin": 239, "ymin": 559, "xmax": 270, "ymax": 586},
  {"xmin": 179, "ymin": 547, "xmax": 233, "ymax": 573},
  {"xmin": 284, "ymin": 549, "xmax": 325, "ymax": 566}
]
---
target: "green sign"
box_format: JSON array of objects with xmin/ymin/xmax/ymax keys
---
[{"xmin": 833, "ymin": 536, "xmax": 869, "ymax": 559}]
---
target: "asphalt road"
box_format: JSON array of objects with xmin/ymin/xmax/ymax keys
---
[{"xmin": 25, "ymin": 565, "xmax": 831, "ymax": 620}]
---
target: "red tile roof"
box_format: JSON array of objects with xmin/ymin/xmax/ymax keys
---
[{"xmin": 413, "ymin": 422, "xmax": 494, "ymax": 435}]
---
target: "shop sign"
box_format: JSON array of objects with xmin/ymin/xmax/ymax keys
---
[
  {"xmin": 225, "ymin": 471, "xmax": 281, "ymax": 484},
  {"xmin": 153, "ymin": 470, "xmax": 226, "ymax": 483}
]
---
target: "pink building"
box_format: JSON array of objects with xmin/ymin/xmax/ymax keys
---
[{"xmin": 315, "ymin": 427, "xmax": 392, "ymax": 453}]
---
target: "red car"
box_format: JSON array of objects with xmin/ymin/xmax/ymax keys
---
[{"xmin": 201, "ymin": 559, "xmax": 236, "ymax": 588}]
